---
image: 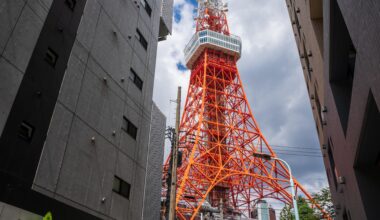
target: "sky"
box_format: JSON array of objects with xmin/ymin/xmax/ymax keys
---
[{"xmin": 153, "ymin": 0, "xmax": 328, "ymax": 214}]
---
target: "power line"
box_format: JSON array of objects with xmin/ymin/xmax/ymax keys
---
[
  {"xmin": 275, "ymin": 152, "xmax": 322, "ymax": 158},
  {"xmin": 270, "ymin": 144, "xmax": 321, "ymax": 150},
  {"xmin": 270, "ymin": 148, "xmax": 322, "ymax": 155}
]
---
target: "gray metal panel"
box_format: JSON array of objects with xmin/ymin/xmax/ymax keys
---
[{"xmin": 143, "ymin": 103, "xmax": 166, "ymax": 220}]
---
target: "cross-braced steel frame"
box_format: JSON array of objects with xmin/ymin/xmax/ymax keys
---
[{"xmin": 162, "ymin": 1, "xmax": 331, "ymax": 219}]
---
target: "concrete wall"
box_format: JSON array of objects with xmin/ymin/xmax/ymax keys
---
[
  {"xmin": 28, "ymin": 0, "xmax": 165, "ymax": 219},
  {"xmin": 0, "ymin": 0, "xmax": 53, "ymax": 136},
  {"xmin": 323, "ymin": 0, "xmax": 380, "ymax": 219},
  {"xmin": 143, "ymin": 103, "xmax": 166, "ymax": 220},
  {"xmin": 286, "ymin": 0, "xmax": 380, "ymax": 219}
]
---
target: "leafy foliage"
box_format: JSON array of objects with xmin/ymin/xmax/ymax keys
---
[
  {"xmin": 312, "ymin": 187, "xmax": 336, "ymax": 218},
  {"xmin": 279, "ymin": 187, "xmax": 335, "ymax": 220},
  {"xmin": 279, "ymin": 204, "xmax": 293, "ymax": 220},
  {"xmin": 279, "ymin": 197, "xmax": 318, "ymax": 220}
]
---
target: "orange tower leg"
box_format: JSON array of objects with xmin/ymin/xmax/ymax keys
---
[{"xmin": 162, "ymin": 1, "xmax": 331, "ymax": 219}]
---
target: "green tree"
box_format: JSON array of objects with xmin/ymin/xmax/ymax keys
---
[
  {"xmin": 298, "ymin": 197, "xmax": 319, "ymax": 220},
  {"xmin": 279, "ymin": 197, "xmax": 318, "ymax": 220},
  {"xmin": 279, "ymin": 204, "xmax": 293, "ymax": 220},
  {"xmin": 280, "ymin": 187, "xmax": 336, "ymax": 220},
  {"xmin": 312, "ymin": 187, "xmax": 336, "ymax": 218}
]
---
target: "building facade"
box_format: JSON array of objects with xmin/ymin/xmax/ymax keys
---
[
  {"xmin": 251, "ymin": 200, "xmax": 270, "ymax": 220},
  {"xmin": 0, "ymin": 0, "xmax": 171, "ymax": 219},
  {"xmin": 143, "ymin": 103, "xmax": 166, "ymax": 219},
  {"xmin": 285, "ymin": 0, "xmax": 380, "ymax": 219}
]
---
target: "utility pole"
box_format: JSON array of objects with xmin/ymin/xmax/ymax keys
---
[{"xmin": 168, "ymin": 87, "xmax": 181, "ymax": 220}]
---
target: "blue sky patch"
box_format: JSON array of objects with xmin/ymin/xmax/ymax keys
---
[
  {"xmin": 176, "ymin": 62, "xmax": 187, "ymax": 72},
  {"xmin": 186, "ymin": 0, "xmax": 197, "ymax": 7},
  {"xmin": 174, "ymin": 4, "xmax": 183, "ymax": 23},
  {"xmin": 174, "ymin": 0, "xmax": 197, "ymax": 23}
]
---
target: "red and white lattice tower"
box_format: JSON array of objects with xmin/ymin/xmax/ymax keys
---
[{"xmin": 162, "ymin": 0, "xmax": 331, "ymax": 219}]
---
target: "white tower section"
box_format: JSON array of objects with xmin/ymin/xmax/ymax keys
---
[
  {"xmin": 184, "ymin": 30, "xmax": 242, "ymax": 68},
  {"xmin": 184, "ymin": 0, "xmax": 242, "ymax": 69}
]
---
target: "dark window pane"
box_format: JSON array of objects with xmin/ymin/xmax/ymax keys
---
[
  {"xmin": 113, "ymin": 176, "xmax": 121, "ymax": 192},
  {"xmin": 136, "ymin": 29, "xmax": 148, "ymax": 50},
  {"xmin": 127, "ymin": 122, "xmax": 138, "ymax": 139},
  {"xmin": 329, "ymin": 0, "xmax": 356, "ymax": 135},
  {"xmin": 130, "ymin": 68, "xmax": 143, "ymax": 90},
  {"xmin": 327, "ymin": 141, "xmax": 338, "ymax": 189},
  {"xmin": 134, "ymin": 74, "xmax": 143, "ymax": 90},
  {"xmin": 141, "ymin": 0, "xmax": 152, "ymax": 17},
  {"xmin": 122, "ymin": 117, "xmax": 138, "ymax": 139},
  {"xmin": 120, "ymin": 181, "xmax": 131, "ymax": 199},
  {"xmin": 113, "ymin": 176, "xmax": 131, "ymax": 199}
]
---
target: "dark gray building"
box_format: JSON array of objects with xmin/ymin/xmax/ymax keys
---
[
  {"xmin": 0, "ymin": 0, "xmax": 171, "ymax": 219},
  {"xmin": 285, "ymin": 0, "xmax": 380, "ymax": 219}
]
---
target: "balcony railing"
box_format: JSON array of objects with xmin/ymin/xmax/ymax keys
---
[{"xmin": 184, "ymin": 29, "xmax": 242, "ymax": 68}]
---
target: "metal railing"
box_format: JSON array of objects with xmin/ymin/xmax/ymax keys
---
[{"xmin": 184, "ymin": 29, "xmax": 242, "ymax": 68}]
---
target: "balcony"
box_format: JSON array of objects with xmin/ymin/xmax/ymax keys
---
[{"xmin": 184, "ymin": 29, "xmax": 242, "ymax": 68}]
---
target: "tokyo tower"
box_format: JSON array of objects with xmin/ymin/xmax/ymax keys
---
[{"xmin": 163, "ymin": 0, "xmax": 330, "ymax": 219}]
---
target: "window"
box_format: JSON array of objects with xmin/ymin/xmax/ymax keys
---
[
  {"xmin": 130, "ymin": 68, "xmax": 143, "ymax": 90},
  {"xmin": 354, "ymin": 91, "xmax": 380, "ymax": 219},
  {"xmin": 136, "ymin": 29, "xmax": 148, "ymax": 50},
  {"xmin": 329, "ymin": 0, "xmax": 356, "ymax": 135},
  {"xmin": 122, "ymin": 117, "xmax": 138, "ymax": 139},
  {"xmin": 309, "ymin": 0, "xmax": 323, "ymax": 54},
  {"xmin": 65, "ymin": 0, "xmax": 76, "ymax": 11},
  {"xmin": 18, "ymin": 121, "xmax": 34, "ymax": 142},
  {"xmin": 327, "ymin": 140, "xmax": 338, "ymax": 189},
  {"xmin": 141, "ymin": 0, "xmax": 152, "ymax": 17},
  {"xmin": 315, "ymin": 88, "xmax": 322, "ymax": 125},
  {"xmin": 113, "ymin": 176, "xmax": 131, "ymax": 199},
  {"xmin": 45, "ymin": 48, "xmax": 58, "ymax": 67}
]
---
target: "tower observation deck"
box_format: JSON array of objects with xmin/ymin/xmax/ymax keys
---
[
  {"xmin": 184, "ymin": 29, "xmax": 242, "ymax": 68},
  {"xmin": 162, "ymin": 0, "xmax": 332, "ymax": 219}
]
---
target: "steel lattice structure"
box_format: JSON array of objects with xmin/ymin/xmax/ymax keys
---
[{"xmin": 162, "ymin": 0, "xmax": 331, "ymax": 219}]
